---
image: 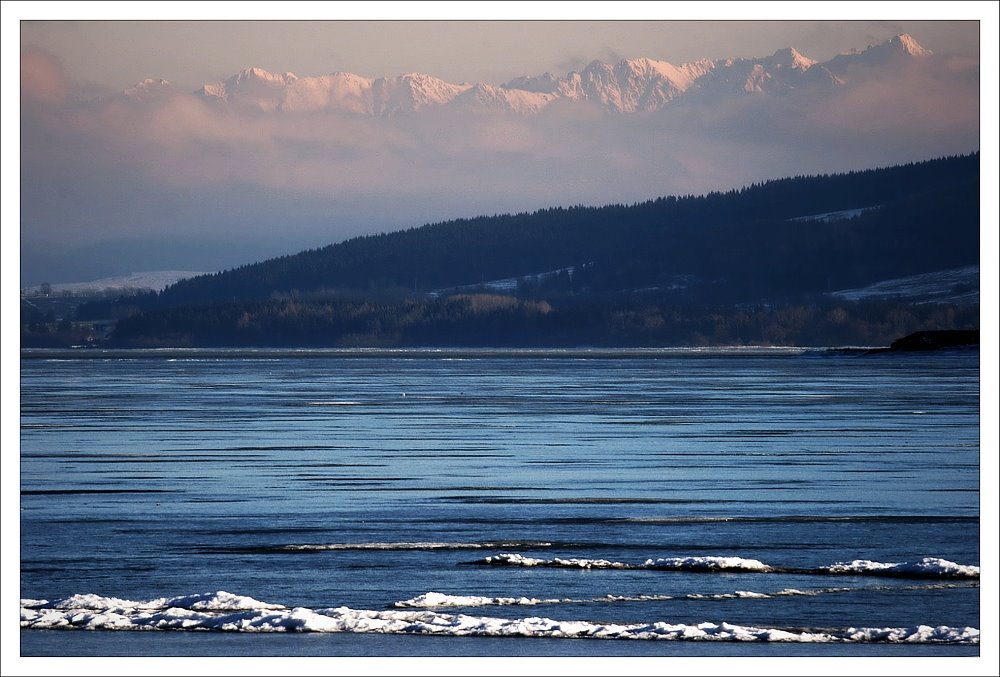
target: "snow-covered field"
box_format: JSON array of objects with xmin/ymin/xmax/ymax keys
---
[{"xmin": 22, "ymin": 270, "xmax": 207, "ymax": 296}]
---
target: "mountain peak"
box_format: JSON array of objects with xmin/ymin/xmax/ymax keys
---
[
  {"xmin": 123, "ymin": 77, "xmax": 171, "ymax": 100},
  {"xmin": 771, "ymin": 47, "xmax": 817, "ymax": 70},
  {"xmin": 889, "ymin": 33, "xmax": 933, "ymax": 57},
  {"xmin": 823, "ymin": 33, "xmax": 933, "ymax": 76},
  {"xmin": 233, "ymin": 67, "xmax": 298, "ymax": 85}
]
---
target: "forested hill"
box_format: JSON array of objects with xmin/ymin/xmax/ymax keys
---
[
  {"xmin": 55, "ymin": 153, "xmax": 979, "ymax": 348},
  {"xmin": 135, "ymin": 153, "xmax": 978, "ymax": 308}
]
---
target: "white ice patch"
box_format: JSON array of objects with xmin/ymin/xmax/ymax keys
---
[
  {"xmin": 479, "ymin": 553, "xmax": 630, "ymax": 568},
  {"xmin": 283, "ymin": 541, "xmax": 553, "ymax": 552},
  {"xmin": 480, "ymin": 553, "xmax": 549, "ymax": 566},
  {"xmin": 644, "ymin": 556, "xmax": 773, "ymax": 572},
  {"xmin": 20, "ymin": 592, "xmax": 979, "ymax": 644},
  {"xmin": 549, "ymin": 557, "xmax": 631, "ymax": 569},
  {"xmin": 157, "ymin": 591, "xmax": 287, "ymax": 611},
  {"xmin": 306, "ymin": 401, "xmax": 363, "ymax": 406},
  {"xmin": 394, "ymin": 592, "xmax": 555, "ymax": 608},
  {"xmin": 730, "ymin": 591, "xmax": 771, "ymax": 599},
  {"xmin": 599, "ymin": 593, "xmax": 674, "ymax": 602},
  {"xmin": 824, "ymin": 558, "xmax": 980, "ymax": 578},
  {"xmin": 393, "ymin": 587, "xmax": 848, "ymax": 608},
  {"xmin": 284, "ymin": 542, "xmax": 486, "ymax": 551},
  {"xmin": 475, "ymin": 553, "xmax": 979, "ymax": 579},
  {"xmin": 31, "ymin": 591, "xmax": 285, "ymax": 614},
  {"xmin": 477, "ymin": 554, "xmax": 770, "ymax": 571},
  {"xmin": 684, "ymin": 591, "xmax": 767, "ymax": 600}
]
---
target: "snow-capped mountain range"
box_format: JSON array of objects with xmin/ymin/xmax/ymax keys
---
[{"xmin": 123, "ymin": 34, "xmax": 933, "ymax": 115}]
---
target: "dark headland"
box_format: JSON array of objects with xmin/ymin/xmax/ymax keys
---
[{"xmin": 875, "ymin": 329, "xmax": 980, "ymax": 353}]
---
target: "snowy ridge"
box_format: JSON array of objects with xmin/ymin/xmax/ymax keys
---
[
  {"xmin": 452, "ymin": 82, "xmax": 556, "ymax": 114},
  {"xmin": 20, "ymin": 591, "xmax": 978, "ymax": 643},
  {"xmin": 825, "ymin": 33, "xmax": 933, "ymax": 76},
  {"xmin": 199, "ymin": 68, "xmax": 474, "ymax": 115},
  {"xmin": 473, "ymin": 554, "xmax": 980, "ymax": 579},
  {"xmin": 183, "ymin": 34, "xmax": 931, "ymax": 116}
]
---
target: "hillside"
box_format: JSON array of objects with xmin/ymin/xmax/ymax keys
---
[
  {"xmin": 133, "ymin": 154, "xmax": 977, "ymax": 304},
  {"xmin": 60, "ymin": 153, "xmax": 979, "ymax": 348}
]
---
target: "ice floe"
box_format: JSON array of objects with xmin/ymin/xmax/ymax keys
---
[
  {"xmin": 19, "ymin": 591, "xmax": 979, "ymax": 644},
  {"xmin": 472, "ymin": 553, "xmax": 980, "ymax": 579},
  {"xmin": 822, "ymin": 557, "xmax": 980, "ymax": 578}
]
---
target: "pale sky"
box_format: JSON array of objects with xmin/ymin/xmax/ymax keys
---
[{"xmin": 17, "ymin": 16, "xmax": 983, "ymax": 92}]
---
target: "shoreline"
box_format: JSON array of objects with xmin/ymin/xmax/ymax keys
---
[{"xmin": 18, "ymin": 628, "xmax": 983, "ymax": 658}]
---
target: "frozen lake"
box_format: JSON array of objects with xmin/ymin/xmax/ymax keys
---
[{"xmin": 19, "ymin": 348, "xmax": 981, "ymax": 659}]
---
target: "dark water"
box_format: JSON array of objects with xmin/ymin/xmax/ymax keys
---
[{"xmin": 18, "ymin": 348, "xmax": 981, "ymax": 657}]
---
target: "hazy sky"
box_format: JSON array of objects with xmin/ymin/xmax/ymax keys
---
[
  {"xmin": 17, "ymin": 18, "xmax": 982, "ymax": 91},
  {"xmin": 6, "ymin": 4, "xmax": 997, "ymax": 286}
]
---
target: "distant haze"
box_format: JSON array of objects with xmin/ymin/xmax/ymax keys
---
[
  {"xmin": 13, "ymin": 16, "xmax": 985, "ymax": 286},
  {"xmin": 18, "ymin": 19, "xmax": 981, "ymax": 92}
]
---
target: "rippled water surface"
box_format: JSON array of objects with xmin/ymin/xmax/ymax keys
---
[{"xmin": 19, "ymin": 348, "xmax": 980, "ymax": 657}]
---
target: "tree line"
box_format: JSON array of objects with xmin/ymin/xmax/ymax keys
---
[{"xmin": 107, "ymin": 294, "xmax": 977, "ymax": 349}]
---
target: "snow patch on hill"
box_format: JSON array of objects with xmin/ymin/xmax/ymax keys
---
[
  {"xmin": 829, "ymin": 266, "xmax": 979, "ymax": 304},
  {"xmin": 787, "ymin": 207, "xmax": 874, "ymax": 223},
  {"xmin": 22, "ymin": 271, "xmax": 207, "ymax": 296}
]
